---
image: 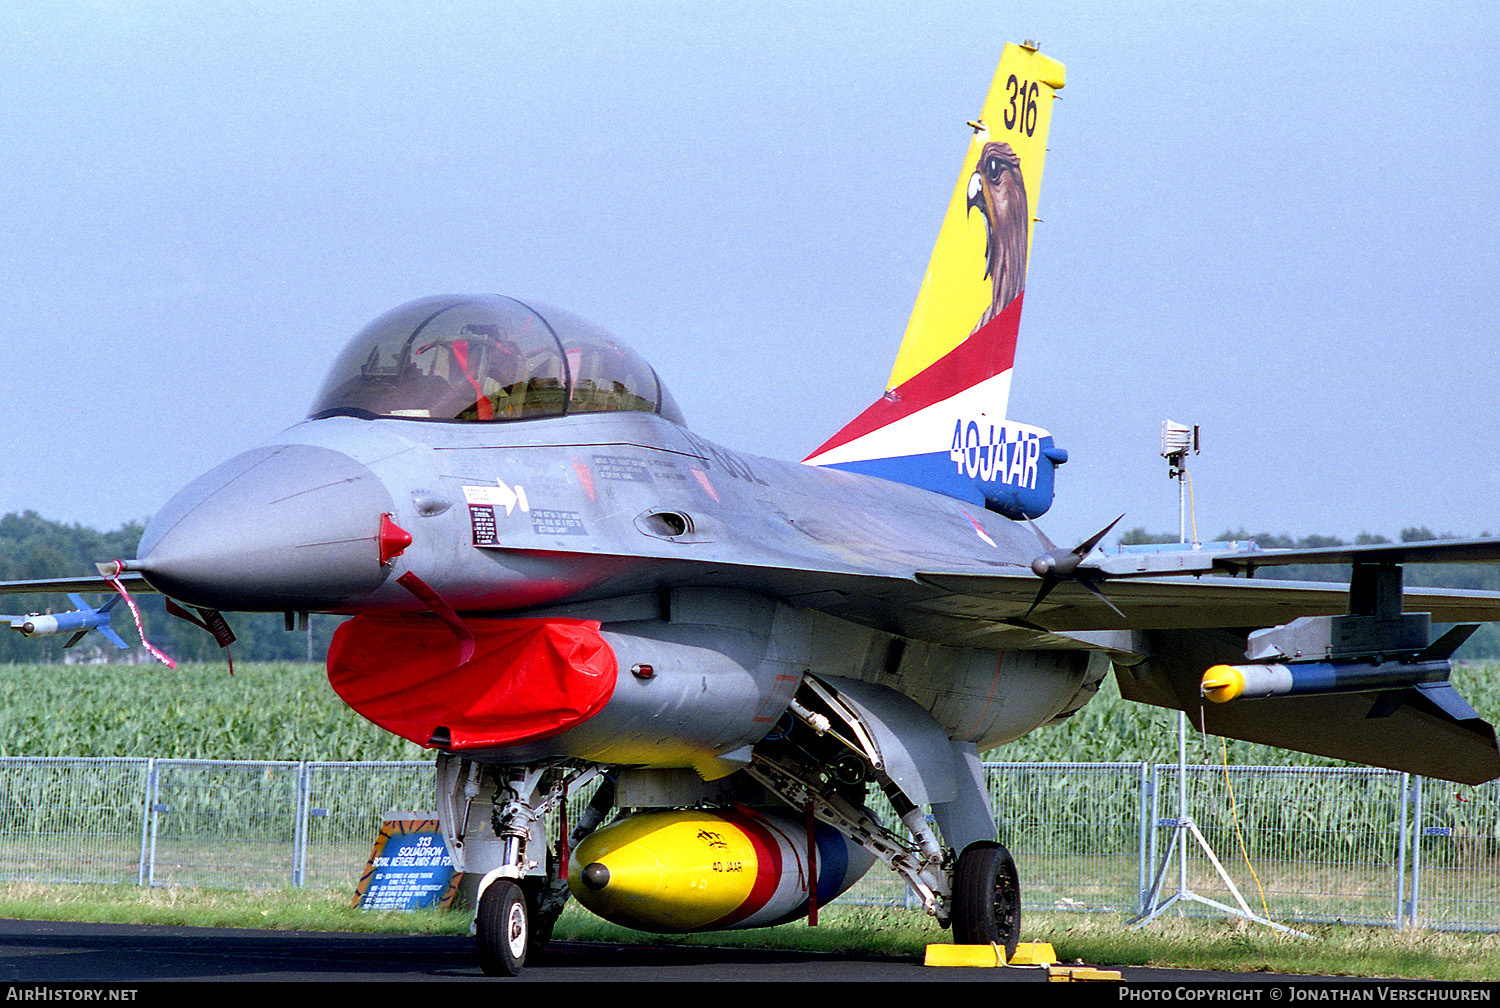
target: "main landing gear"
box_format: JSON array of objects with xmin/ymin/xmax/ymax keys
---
[
  {"xmin": 747, "ymin": 676, "xmax": 1023, "ymax": 958},
  {"xmin": 951, "ymin": 840, "xmax": 1021, "ymax": 959}
]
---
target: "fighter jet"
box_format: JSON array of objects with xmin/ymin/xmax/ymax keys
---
[{"xmin": 6, "ymin": 43, "xmax": 1500, "ymax": 976}]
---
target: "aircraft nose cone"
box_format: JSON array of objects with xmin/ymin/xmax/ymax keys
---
[{"xmin": 138, "ymin": 444, "xmax": 399, "ymax": 611}]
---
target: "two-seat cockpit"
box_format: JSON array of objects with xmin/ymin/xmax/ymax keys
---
[{"xmin": 309, "ymin": 294, "xmax": 685, "ymax": 426}]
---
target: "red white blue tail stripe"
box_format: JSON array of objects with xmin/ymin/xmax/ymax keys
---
[
  {"xmin": 802, "ymin": 44, "xmax": 1068, "ymax": 519},
  {"xmin": 803, "ymin": 297, "xmax": 1066, "ymax": 519}
]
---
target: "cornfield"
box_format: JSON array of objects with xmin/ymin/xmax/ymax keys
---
[
  {"xmin": 0, "ymin": 661, "xmax": 424, "ymax": 762},
  {"xmin": 0, "ymin": 659, "xmax": 1495, "ymax": 768}
]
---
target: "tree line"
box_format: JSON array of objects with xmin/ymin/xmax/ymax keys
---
[{"xmin": 0, "ymin": 511, "xmax": 339, "ymax": 664}]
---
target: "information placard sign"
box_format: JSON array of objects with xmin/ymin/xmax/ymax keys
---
[{"xmin": 353, "ymin": 813, "xmax": 460, "ymax": 911}]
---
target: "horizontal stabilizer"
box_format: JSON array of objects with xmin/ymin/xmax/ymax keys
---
[{"xmin": 1190, "ymin": 685, "xmax": 1500, "ymax": 785}]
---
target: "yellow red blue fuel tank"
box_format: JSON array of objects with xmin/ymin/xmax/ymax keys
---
[{"xmin": 568, "ymin": 808, "xmax": 875, "ymax": 932}]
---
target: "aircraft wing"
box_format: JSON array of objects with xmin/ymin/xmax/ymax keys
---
[
  {"xmin": 917, "ymin": 538, "xmax": 1500, "ymax": 784},
  {"xmin": 0, "ymin": 573, "xmax": 150, "ymax": 595},
  {"xmin": 0, "ymin": 578, "xmax": 144, "ymax": 651},
  {"xmin": 1086, "ymin": 536, "xmax": 1500, "ymax": 578},
  {"xmin": 914, "ymin": 571, "xmax": 1500, "ymax": 632},
  {"xmin": 908, "ymin": 534, "xmax": 1500, "ymax": 634}
]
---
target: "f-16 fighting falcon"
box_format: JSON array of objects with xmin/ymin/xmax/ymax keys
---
[{"xmin": 6, "ymin": 42, "xmax": 1500, "ymax": 976}]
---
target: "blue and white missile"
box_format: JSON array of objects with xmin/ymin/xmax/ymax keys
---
[
  {"xmin": 1202, "ymin": 658, "xmax": 1454, "ymax": 703},
  {"xmin": 1202, "ymin": 624, "xmax": 1480, "ymax": 704},
  {"xmin": 5, "ymin": 594, "xmax": 128, "ymax": 649}
]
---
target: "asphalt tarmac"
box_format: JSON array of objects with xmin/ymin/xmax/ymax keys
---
[{"xmin": 0, "ymin": 918, "xmax": 1487, "ymax": 987}]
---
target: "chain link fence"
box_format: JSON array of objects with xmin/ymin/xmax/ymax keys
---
[{"xmin": 2, "ymin": 756, "xmax": 1497, "ymax": 929}]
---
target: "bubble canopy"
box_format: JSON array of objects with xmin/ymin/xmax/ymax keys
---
[{"xmin": 309, "ymin": 295, "xmax": 685, "ymax": 426}]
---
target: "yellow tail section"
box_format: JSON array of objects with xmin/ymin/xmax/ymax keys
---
[
  {"xmin": 887, "ymin": 43, "xmax": 1065, "ymax": 390},
  {"xmin": 804, "ymin": 45, "xmax": 1069, "ymax": 521}
]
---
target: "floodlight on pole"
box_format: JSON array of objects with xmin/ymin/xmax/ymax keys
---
[
  {"xmin": 1130, "ymin": 419, "xmax": 1310, "ymax": 940},
  {"xmin": 1160, "ymin": 420, "xmax": 1200, "ymax": 546}
]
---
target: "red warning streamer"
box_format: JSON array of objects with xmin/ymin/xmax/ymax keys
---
[{"xmin": 97, "ymin": 561, "xmax": 175, "ymax": 668}]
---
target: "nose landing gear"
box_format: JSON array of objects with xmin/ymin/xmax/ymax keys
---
[{"xmin": 475, "ymin": 878, "xmax": 531, "ymax": 977}]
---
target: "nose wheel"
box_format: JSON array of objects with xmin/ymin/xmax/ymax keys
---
[
  {"xmin": 950, "ymin": 840, "xmax": 1021, "ymax": 960},
  {"xmin": 476, "ymin": 879, "xmax": 530, "ymax": 977}
]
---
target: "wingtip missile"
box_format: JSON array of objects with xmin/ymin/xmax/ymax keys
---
[{"xmin": 5, "ymin": 595, "xmax": 129, "ymax": 649}]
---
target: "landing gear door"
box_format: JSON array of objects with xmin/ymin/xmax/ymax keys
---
[{"xmin": 808, "ymin": 674, "xmax": 959, "ymax": 808}]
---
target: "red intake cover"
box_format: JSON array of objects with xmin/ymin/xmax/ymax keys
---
[{"xmin": 327, "ymin": 614, "xmax": 617, "ymax": 749}]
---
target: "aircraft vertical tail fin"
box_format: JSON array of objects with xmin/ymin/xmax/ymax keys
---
[{"xmin": 803, "ymin": 43, "xmax": 1067, "ymax": 520}]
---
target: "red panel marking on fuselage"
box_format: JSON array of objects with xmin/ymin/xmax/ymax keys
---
[
  {"xmin": 690, "ymin": 468, "xmax": 719, "ymax": 501},
  {"xmin": 572, "ymin": 460, "xmax": 597, "ymax": 502},
  {"xmin": 964, "ymin": 652, "xmax": 1008, "ymax": 740}
]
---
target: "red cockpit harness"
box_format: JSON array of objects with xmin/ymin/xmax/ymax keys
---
[{"xmin": 327, "ymin": 614, "xmax": 617, "ymax": 749}]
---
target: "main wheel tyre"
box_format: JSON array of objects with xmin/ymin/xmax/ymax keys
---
[
  {"xmin": 476, "ymin": 879, "xmax": 530, "ymax": 977},
  {"xmin": 950, "ymin": 840, "xmax": 1021, "ymax": 960}
]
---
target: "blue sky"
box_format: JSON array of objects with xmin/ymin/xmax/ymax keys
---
[{"xmin": 1, "ymin": 1, "xmax": 1496, "ymax": 546}]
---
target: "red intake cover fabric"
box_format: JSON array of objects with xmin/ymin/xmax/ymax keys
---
[{"xmin": 327, "ymin": 614, "xmax": 617, "ymax": 749}]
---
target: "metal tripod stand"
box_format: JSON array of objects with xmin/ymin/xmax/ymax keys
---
[{"xmin": 1127, "ymin": 712, "xmax": 1307, "ymax": 936}]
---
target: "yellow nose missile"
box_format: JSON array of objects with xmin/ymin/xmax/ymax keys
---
[
  {"xmin": 1201, "ymin": 664, "xmax": 1247, "ymax": 703},
  {"xmin": 1203, "ymin": 658, "xmax": 1453, "ymax": 703}
]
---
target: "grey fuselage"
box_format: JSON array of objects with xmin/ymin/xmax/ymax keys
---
[{"xmin": 136, "ymin": 410, "xmax": 1103, "ymax": 764}]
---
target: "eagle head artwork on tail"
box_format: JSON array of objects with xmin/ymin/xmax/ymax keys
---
[
  {"xmin": 966, "ymin": 140, "xmax": 1028, "ymax": 332},
  {"xmin": 801, "ymin": 44, "xmax": 1067, "ymax": 520}
]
